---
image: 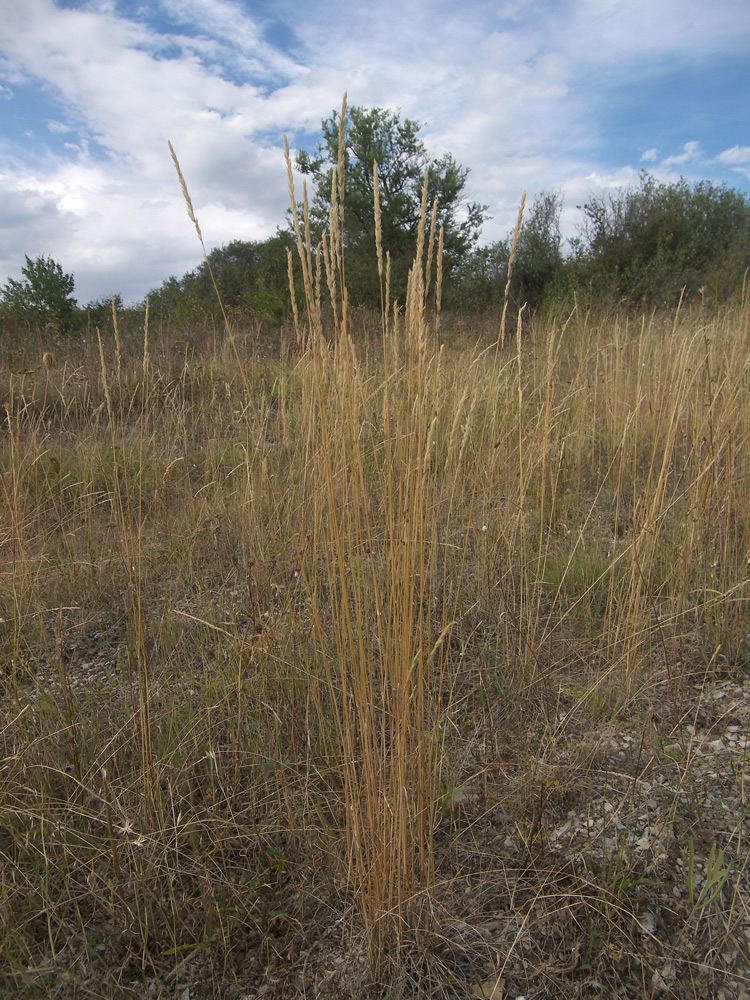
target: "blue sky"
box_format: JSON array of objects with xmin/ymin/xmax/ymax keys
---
[{"xmin": 0, "ymin": 0, "xmax": 748, "ymax": 305}]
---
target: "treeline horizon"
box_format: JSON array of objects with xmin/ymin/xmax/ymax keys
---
[
  {"xmin": 2, "ymin": 100, "xmax": 749, "ymax": 338},
  {"xmin": 2, "ymin": 168, "xmax": 749, "ymax": 342},
  {"xmin": 144, "ymin": 171, "xmax": 750, "ymax": 328}
]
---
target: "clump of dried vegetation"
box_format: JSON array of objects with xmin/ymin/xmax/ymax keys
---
[{"xmin": 2, "ymin": 100, "xmax": 750, "ymax": 999}]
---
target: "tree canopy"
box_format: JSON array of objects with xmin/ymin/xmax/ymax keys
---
[
  {"xmin": 295, "ymin": 105, "xmax": 487, "ymax": 304},
  {"xmin": 143, "ymin": 167, "xmax": 750, "ymax": 331},
  {"xmin": 1, "ymin": 254, "xmax": 77, "ymax": 331},
  {"xmin": 448, "ymin": 191, "xmax": 566, "ymax": 314},
  {"xmin": 450, "ymin": 175, "xmax": 750, "ymax": 315},
  {"xmin": 575, "ymin": 173, "xmax": 750, "ymax": 305},
  {"xmin": 147, "ymin": 232, "xmax": 298, "ymax": 325}
]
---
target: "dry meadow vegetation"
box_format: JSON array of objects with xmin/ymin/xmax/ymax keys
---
[{"xmin": 2, "ymin": 114, "xmax": 750, "ymax": 999}]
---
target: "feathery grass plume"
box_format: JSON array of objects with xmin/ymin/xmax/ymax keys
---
[
  {"xmin": 401, "ymin": 168, "xmax": 432, "ymax": 352},
  {"xmin": 424, "ymin": 195, "xmax": 439, "ymax": 299},
  {"xmin": 168, "ymin": 137, "xmax": 259, "ymax": 406},
  {"xmin": 435, "ymin": 225, "xmax": 444, "ymax": 334},
  {"xmin": 168, "ymin": 140, "xmax": 281, "ymax": 490},
  {"xmin": 169, "ymin": 140, "xmax": 202, "ymax": 242},
  {"xmin": 111, "ymin": 293, "xmax": 122, "ymax": 382},
  {"xmin": 499, "ymin": 190, "xmax": 526, "ymax": 352},
  {"xmin": 386, "ymin": 250, "xmax": 391, "ymax": 323},
  {"xmin": 328, "ymin": 155, "xmax": 342, "ymax": 284},
  {"xmin": 415, "ymin": 168, "xmax": 430, "ymax": 270},
  {"xmin": 329, "ymin": 92, "xmax": 348, "ymax": 337},
  {"xmin": 286, "ymin": 246, "xmax": 300, "ymax": 341},
  {"xmin": 373, "ymin": 161, "xmax": 393, "ymax": 352},
  {"xmin": 97, "ymin": 326, "xmax": 113, "ymax": 421},
  {"xmin": 303, "ymin": 179, "xmax": 312, "ymax": 264},
  {"xmin": 373, "ymin": 161, "xmax": 383, "ymax": 281},
  {"xmin": 141, "ymin": 297, "xmax": 150, "ymax": 377},
  {"xmin": 336, "ymin": 93, "xmax": 347, "ymax": 246},
  {"xmin": 169, "ymin": 141, "xmax": 229, "ymax": 333},
  {"xmin": 321, "ymin": 229, "xmax": 337, "ymax": 324},
  {"xmin": 284, "ymin": 135, "xmax": 317, "ymax": 338}
]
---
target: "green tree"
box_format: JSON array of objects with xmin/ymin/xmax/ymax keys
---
[
  {"xmin": 296, "ymin": 105, "xmax": 487, "ymax": 304},
  {"xmin": 449, "ymin": 192, "xmax": 565, "ymax": 314},
  {"xmin": 198, "ymin": 234, "xmax": 297, "ymax": 318},
  {"xmin": 85, "ymin": 292, "xmax": 123, "ymax": 321},
  {"xmin": 514, "ymin": 191, "xmax": 565, "ymax": 311},
  {"xmin": 448, "ymin": 241, "xmax": 510, "ymax": 312},
  {"xmin": 1, "ymin": 254, "xmax": 77, "ymax": 330},
  {"xmin": 576, "ymin": 173, "xmax": 750, "ymax": 305},
  {"xmin": 147, "ymin": 232, "xmax": 300, "ymax": 325}
]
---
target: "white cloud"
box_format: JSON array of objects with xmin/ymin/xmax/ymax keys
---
[
  {"xmin": 0, "ymin": 0, "xmax": 303, "ymax": 301},
  {"xmin": 717, "ymin": 145, "xmax": 750, "ymax": 163},
  {"xmin": 641, "ymin": 148, "xmax": 659, "ymax": 162},
  {"xmin": 716, "ymin": 145, "xmax": 750, "ymax": 177},
  {"xmin": 160, "ymin": 0, "xmax": 305, "ymax": 81},
  {"xmin": 661, "ymin": 141, "xmax": 703, "ymax": 167},
  {"xmin": 553, "ymin": 0, "xmax": 750, "ymax": 70}
]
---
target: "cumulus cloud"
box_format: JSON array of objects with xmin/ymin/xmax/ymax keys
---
[
  {"xmin": 716, "ymin": 145, "xmax": 750, "ymax": 177},
  {"xmin": 0, "ymin": 0, "xmax": 305, "ymax": 301},
  {"xmin": 663, "ymin": 141, "xmax": 703, "ymax": 166}
]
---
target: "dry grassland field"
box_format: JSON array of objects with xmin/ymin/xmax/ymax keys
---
[{"xmin": 2, "ymin": 142, "xmax": 750, "ymax": 1000}]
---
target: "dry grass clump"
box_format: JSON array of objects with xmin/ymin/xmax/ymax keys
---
[{"xmin": 1, "ymin": 104, "xmax": 750, "ymax": 998}]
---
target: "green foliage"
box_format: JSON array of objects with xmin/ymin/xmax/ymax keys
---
[
  {"xmin": 296, "ymin": 105, "xmax": 487, "ymax": 304},
  {"xmin": 514, "ymin": 190, "xmax": 566, "ymax": 310},
  {"xmin": 146, "ymin": 165, "xmax": 750, "ymax": 332},
  {"xmin": 448, "ymin": 241, "xmax": 510, "ymax": 311},
  {"xmin": 574, "ymin": 173, "xmax": 750, "ymax": 306},
  {"xmin": 1, "ymin": 254, "xmax": 77, "ymax": 331},
  {"xmin": 449, "ymin": 191, "xmax": 565, "ymax": 314},
  {"xmin": 452, "ymin": 176, "xmax": 750, "ymax": 314},
  {"xmin": 147, "ymin": 232, "xmax": 298, "ymax": 325},
  {"xmin": 84, "ymin": 293, "xmax": 124, "ymax": 329}
]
